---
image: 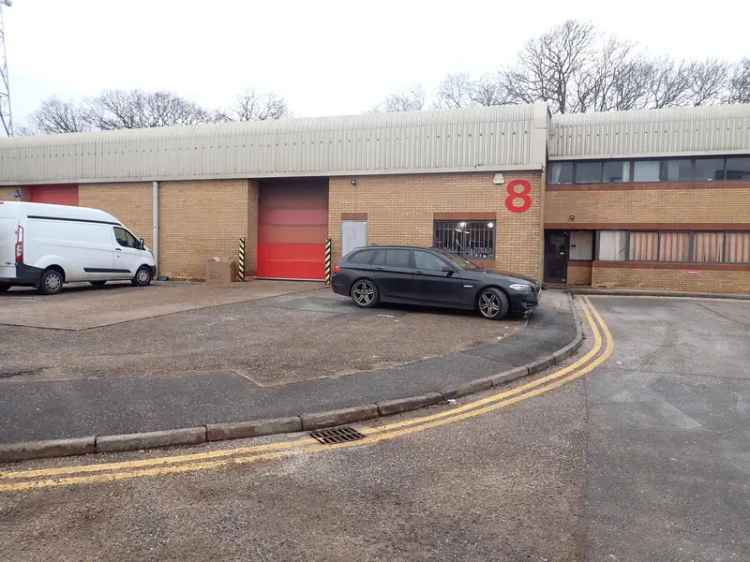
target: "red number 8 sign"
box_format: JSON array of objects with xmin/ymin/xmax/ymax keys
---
[{"xmin": 504, "ymin": 179, "xmax": 532, "ymax": 213}]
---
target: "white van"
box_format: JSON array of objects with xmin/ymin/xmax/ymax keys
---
[{"xmin": 0, "ymin": 201, "xmax": 155, "ymax": 294}]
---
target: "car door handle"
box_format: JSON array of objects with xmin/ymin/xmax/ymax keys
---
[{"xmin": 374, "ymin": 266, "xmax": 385, "ymax": 271}]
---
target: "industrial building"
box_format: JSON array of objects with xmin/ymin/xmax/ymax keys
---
[{"xmin": 0, "ymin": 102, "xmax": 748, "ymax": 294}]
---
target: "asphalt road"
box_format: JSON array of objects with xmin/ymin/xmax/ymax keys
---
[
  {"xmin": 1, "ymin": 296, "xmax": 749, "ymax": 561},
  {"xmin": 0, "ymin": 288, "xmax": 578, "ymax": 444}
]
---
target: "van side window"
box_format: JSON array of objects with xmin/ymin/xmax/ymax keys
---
[{"xmin": 113, "ymin": 227, "xmax": 139, "ymax": 249}]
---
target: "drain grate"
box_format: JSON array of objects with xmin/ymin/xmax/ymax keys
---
[{"xmin": 310, "ymin": 426, "xmax": 365, "ymax": 445}]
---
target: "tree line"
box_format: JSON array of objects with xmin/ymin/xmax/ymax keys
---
[
  {"xmin": 379, "ymin": 21, "xmax": 750, "ymax": 114},
  {"xmin": 23, "ymin": 89, "xmax": 288, "ymax": 135},
  {"xmin": 19, "ymin": 20, "xmax": 750, "ymax": 136}
]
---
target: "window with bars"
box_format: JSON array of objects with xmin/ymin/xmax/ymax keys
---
[
  {"xmin": 433, "ymin": 220, "xmax": 496, "ymax": 259},
  {"xmin": 597, "ymin": 231, "xmax": 750, "ymax": 264}
]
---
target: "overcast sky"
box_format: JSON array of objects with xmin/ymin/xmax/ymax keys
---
[{"xmin": 3, "ymin": 0, "xmax": 749, "ymax": 126}]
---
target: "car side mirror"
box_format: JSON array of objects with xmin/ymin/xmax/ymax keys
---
[{"xmin": 441, "ymin": 266, "xmax": 456, "ymax": 276}]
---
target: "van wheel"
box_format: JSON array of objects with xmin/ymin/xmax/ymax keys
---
[
  {"xmin": 478, "ymin": 288, "xmax": 509, "ymax": 320},
  {"xmin": 132, "ymin": 266, "xmax": 153, "ymax": 287},
  {"xmin": 38, "ymin": 268, "xmax": 64, "ymax": 295},
  {"xmin": 90, "ymin": 281, "xmax": 107, "ymax": 288}
]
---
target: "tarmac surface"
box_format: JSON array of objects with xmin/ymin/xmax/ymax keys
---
[
  {"xmin": 1, "ymin": 296, "xmax": 748, "ymax": 561},
  {"xmin": 0, "ymin": 283, "xmax": 574, "ymax": 444}
]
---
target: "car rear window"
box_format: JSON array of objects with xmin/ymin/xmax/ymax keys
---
[
  {"xmin": 348, "ymin": 250, "xmax": 374, "ymax": 264},
  {"xmin": 386, "ymin": 249, "xmax": 412, "ymax": 268}
]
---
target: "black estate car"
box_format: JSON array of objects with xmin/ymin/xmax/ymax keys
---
[{"xmin": 332, "ymin": 246, "xmax": 540, "ymax": 320}]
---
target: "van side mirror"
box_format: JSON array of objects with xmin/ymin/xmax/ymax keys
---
[{"xmin": 139, "ymin": 238, "xmax": 145, "ymax": 250}]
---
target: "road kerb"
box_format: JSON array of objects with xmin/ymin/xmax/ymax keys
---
[
  {"xmin": 96, "ymin": 427, "xmax": 207, "ymax": 453},
  {"xmin": 377, "ymin": 393, "xmax": 443, "ymax": 416},
  {"xmin": 0, "ymin": 437, "xmax": 96, "ymax": 462},
  {"xmin": 207, "ymin": 417, "xmax": 302, "ymax": 442},
  {"xmin": 301, "ymin": 405, "xmax": 380, "ymax": 431},
  {"xmin": 441, "ymin": 377, "xmax": 495, "ymax": 400},
  {"xmin": 527, "ymin": 354, "xmax": 555, "ymax": 374},
  {"xmin": 487, "ymin": 366, "xmax": 529, "ymax": 387}
]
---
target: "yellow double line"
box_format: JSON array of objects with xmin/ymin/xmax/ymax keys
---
[{"xmin": 0, "ymin": 297, "xmax": 613, "ymax": 494}]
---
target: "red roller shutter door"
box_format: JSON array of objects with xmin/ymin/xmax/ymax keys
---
[
  {"xmin": 257, "ymin": 179, "xmax": 328, "ymax": 280},
  {"xmin": 28, "ymin": 185, "xmax": 79, "ymax": 206}
]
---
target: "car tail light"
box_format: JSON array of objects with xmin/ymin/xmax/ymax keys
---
[
  {"xmin": 334, "ymin": 264, "xmax": 342, "ymax": 273},
  {"xmin": 15, "ymin": 225, "xmax": 23, "ymax": 264}
]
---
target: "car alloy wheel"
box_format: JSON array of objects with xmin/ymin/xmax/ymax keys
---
[
  {"xmin": 351, "ymin": 279, "xmax": 377, "ymax": 307},
  {"xmin": 478, "ymin": 288, "xmax": 508, "ymax": 320}
]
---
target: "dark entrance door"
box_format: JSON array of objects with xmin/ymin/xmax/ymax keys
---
[{"xmin": 544, "ymin": 231, "xmax": 569, "ymax": 284}]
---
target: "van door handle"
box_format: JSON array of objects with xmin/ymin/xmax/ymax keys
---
[{"xmin": 115, "ymin": 248, "xmax": 122, "ymax": 251}]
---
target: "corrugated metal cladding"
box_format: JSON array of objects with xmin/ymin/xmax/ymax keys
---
[
  {"xmin": 0, "ymin": 104, "xmax": 549, "ymax": 186},
  {"xmin": 549, "ymin": 104, "xmax": 750, "ymax": 160}
]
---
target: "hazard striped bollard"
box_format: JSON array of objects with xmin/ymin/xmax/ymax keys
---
[
  {"xmin": 324, "ymin": 239, "xmax": 333, "ymax": 285},
  {"xmin": 238, "ymin": 238, "xmax": 246, "ymax": 281}
]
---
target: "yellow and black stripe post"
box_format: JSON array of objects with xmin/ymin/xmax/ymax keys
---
[
  {"xmin": 324, "ymin": 238, "xmax": 333, "ymax": 285},
  {"xmin": 238, "ymin": 238, "xmax": 246, "ymax": 281}
]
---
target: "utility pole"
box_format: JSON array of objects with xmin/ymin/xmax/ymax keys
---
[{"xmin": 0, "ymin": 0, "xmax": 13, "ymax": 136}]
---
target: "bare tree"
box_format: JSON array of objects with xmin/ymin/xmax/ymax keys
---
[
  {"xmin": 215, "ymin": 90, "xmax": 288, "ymax": 121},
  {"xmin": 31, "ymin": 97, "xmax": 91, "ymax": 134},
  {"xmin": 471, "ymin": 74, "xmax": 509, "ymax": 106},
  {"xmin": 376, "ymin": 86, "xmax": 425, "ymax": 112},
  {"xmin": 87, "ymin": 90, "xmax": 210, "ymax": 130},
  {"xmin": 501, "ymin": 20, "xmax": 595, "ymax": 113},
  {"xmin": 640, "ymin": 59, "xmax": 692, "ymax": 108},
  {"xmin": 684, "ymin": 59, "xmax": 730, "ymax": 106},
  {"xmin": 573, "ymin": 39, "xmax": 651, "ymax": 112},
  {"xmin": 434, "ymin": 73, "xmax": 476, "ymax": 109},
  {"xmin": 727, "ymin": 58, "xmax": 750, "ymax": 103},
  {"xmin": 496, "ymin": 20, "xmax": 742, "ymax": 113}
]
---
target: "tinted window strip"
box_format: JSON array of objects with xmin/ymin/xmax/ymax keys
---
[
  {"xmin": 27, "ymin": 215, "xmax": 121, "ymax": 226},
  {"xmin": 549, "ymin": 155, "xmax": 750, "ymax": 185}
]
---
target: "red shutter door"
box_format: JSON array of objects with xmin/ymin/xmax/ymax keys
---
[
  {"xmin": 28, "ymin": 185, "xmax": 79, "ymax": 206},
  {"xmin": 257, "ymin": 179, "xmax": 328, "ymax": 280}
]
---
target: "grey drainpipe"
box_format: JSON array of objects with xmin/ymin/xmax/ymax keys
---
[{"xmin": 152, "ymin": 181, "xmax": 159, "ymax": 277}]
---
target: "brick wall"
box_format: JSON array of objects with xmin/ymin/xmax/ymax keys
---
[
  {"xmin": 567, "ymin": 262, "xmax": 592, "ymax": 286},
  {"xmin": 593, "ymin": 264, "xmax": 750, "ymax": 294},
  {"xmin": 159, "ymin": 179, "xmax": 253, "ymax": 280},
  {"xmin": 329, "ymin": 171, "xmax": 545, "ymax": 281},
  {"xmin": 545, "ymin": 182, "xmax": 750, "ymax": 227},
  {"xmin": 79, "ymin": 183, "xmax": 153, "ymax": 247}
]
